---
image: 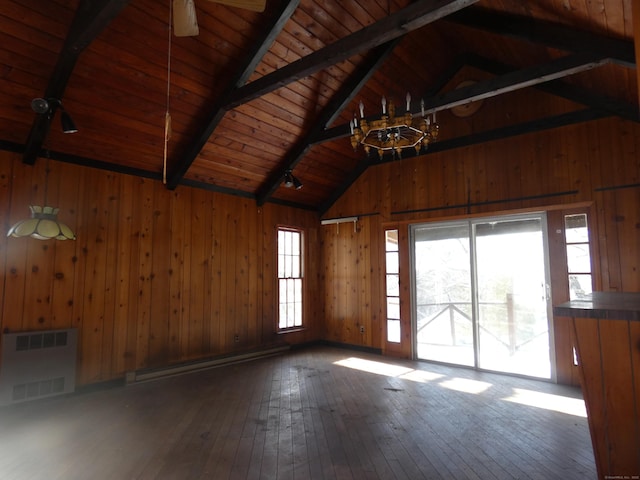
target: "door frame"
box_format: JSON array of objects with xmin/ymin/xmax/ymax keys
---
[{"xmin": 408, "ymin": 211, "xmax": 557, "ymax": 380}]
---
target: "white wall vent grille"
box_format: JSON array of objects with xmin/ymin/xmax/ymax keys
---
[{"xmin": 0, "ymin": 329, "xmax": 77, "ymax": 406}]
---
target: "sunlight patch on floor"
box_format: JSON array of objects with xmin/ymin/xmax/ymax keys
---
[
  {"xmin": 334, "ymin": 356, "xmax": 588, "ymax": 418},
  {"xmin": 398, "ymin": 369, "xmax": 445, "ymax": 383},
  {"xmin": 439, "ymin": 377, "xmax": 493, "ymax": 394},
  {"xmin": 503, "ymin": 388, "xmax": 587, "ymax": 417},
  {"xmin": 334, "ymin": 357, "xmax": 414, "ymax": 377}
]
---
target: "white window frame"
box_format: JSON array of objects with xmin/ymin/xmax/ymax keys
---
[
  {"xmin": 277, "ymin": 227, "xmax": 304, "ymax": 331},
  {"xmin": 385, "ymin": 229, "xmax": 401, "ymax": 343}
]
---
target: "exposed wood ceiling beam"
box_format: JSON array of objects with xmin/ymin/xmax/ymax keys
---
[
  {"xmin": 445, "ymin": 6, "xmax": 636, "ymax": 69},
  {"xmin": 318, "ymin": 108, "xmax": 610, "ymax": 215},
  {"xmin": 22, "ymin": 0, "xmax": 131, "ymax": 165},
  {"xmin": 316, "ymin": 53, "xmax": 612, "ymax": 214},
  {"xmin": 256, "ymin": 38, "xmax": 404, "ymax": 206},
  {"xmin": 168, "ymin": 0, "xmax": 478, "ymax": 191},
  {"xmin": 418, "ymin": 109, "xmax": 611, "ymax": 155},
  {"xmin": 316, "ymin": 55, "xmax": 471, "ymax": 214},
  {"xmin": 165, "ymin": 0, "xmax": 300, "ymax": 190},
  {"xmin": 421, "ymin": 53, "xmax": 610, "ymax": 113},
  {"xmin": 316, "ymin": 53, "xmax": 610, "ymax": 144},
  {"xmin": 224, "ymin": 0, "xmax": 480, "ymax": 109},
  {"xmin": 464, "ymin": 54, "xmax": 639, "ymax": 121}
]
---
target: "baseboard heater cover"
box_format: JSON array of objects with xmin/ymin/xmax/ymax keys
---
[
  {"xmin": 0, "ymin": 328, "xmax": 77, "ymax": 406},
  {"xmin": 126, "ymin": 345, "xmax": 290, "ymax": 384}
]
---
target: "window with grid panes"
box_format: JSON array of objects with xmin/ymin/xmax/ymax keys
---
[
  {"xmin": 278, "ymin": 228, "xmax": 303, "ymax": 330},
  {"xmin": 385, "ymin": 229, "xmax": 401, "ymax": 343},
  {"xmin": 564, "ymin": 213, "xmax": 593, "ymax": 366},
  {"xmin": 564, "ymin": 214, "xmax": 593, "ymax": 301}
]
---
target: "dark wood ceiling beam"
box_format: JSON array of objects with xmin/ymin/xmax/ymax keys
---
[
  {"xmin": 464, "ymin": 54, "xmax": 639, "ymax": 121},
  {"xmin": 317, "ymin": 157, "xmax": 370, "ymax": 215},
  {"xmin": 316, "ymin": 53, "xmax": 610, "ymax": 143},
  {"xmin": 315, "ymin": 53, "xmax": 473, "ymax": 144},
  {"xmin": 315, "ymin": 54, "xmax": 470, "ymax": 213},
  {"xmin": 318, "ymin": 108, "xmax": 610, "ymax": 214},
  {"xmin": 22, "ymin": 0, "xmax": 132, "ymax": 165},
  {"xmin": 255, "ymin": 39, "xmax": 404, "ymax": 206},
  {"xmin": 225, "ymin": 0, "xmax": 480, "ymax": 109},
  {"xmin": 420, "ymin": 109, "xmax": 611, "ymax": 155},
  {"xmin": 422, "ymin": 53, "xmax": 610, "ymax": 113},
  {"xmin": 165, "ymin": 0, "xmax": 300, "ymax": 190},
  {"xmin": 445, "ymin": 6, "xmax": 635, "ymax": 68}
]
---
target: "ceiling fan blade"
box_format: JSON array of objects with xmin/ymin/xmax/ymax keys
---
[
  {"xmin": 173, "ymin": 0, "xmax": 200, "ymax": 36},
  {"xmin": 208, "ymin": 0, "xmax": 266, "ymax": 13}
]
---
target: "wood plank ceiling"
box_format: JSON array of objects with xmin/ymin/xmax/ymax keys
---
[{"xmin": 1, "ymin": 0, "xmax": 637, "ymax": 213}]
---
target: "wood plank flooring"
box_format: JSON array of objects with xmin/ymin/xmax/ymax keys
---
[{"xmin": 0, "ymin": 346, "xmax": 596, "ymax": 479}]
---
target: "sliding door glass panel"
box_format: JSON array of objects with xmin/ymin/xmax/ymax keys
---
[
  {"xmin": 474, "ymin": 218, "xmax": 550, "ymax": 378},
  {"xmin": 413, "ymin": 224, "xmax": 474, "ymax": 366}
]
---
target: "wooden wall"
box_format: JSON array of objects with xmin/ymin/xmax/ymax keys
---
[
  {"xmin": 322, "ymin": 112, "xmax": 640, "ymax": 385},
  {"xmin": 0, "ymin": 151, "xmax": 322, "ymax": 386},
  {"xmin": 2, "ymin": 107, "xmax": 640, "ymax": 388}
]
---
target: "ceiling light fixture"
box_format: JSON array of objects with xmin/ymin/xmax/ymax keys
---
[
  {"xmin": 350, "ymin": 93, "xmax": 439, "ymax": 159},
  {"xmin": 31, "ymin": 97, "xmax": 78, "ymax": 134},
  {"xmin": 7, "ymin": 123, "xmax": 76, "ymax": 240},
  {"xmin": 283, "ymin": 170, "xmax": 303, "ymax": 190},
  {"xmin": 7, "ymin": 205, "xmax": 76, "ymax": 240}
]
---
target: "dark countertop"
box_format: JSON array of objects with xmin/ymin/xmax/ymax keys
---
[{"xmin": 553, "ymin": 292, "xmax": 640, "ymax": 321}]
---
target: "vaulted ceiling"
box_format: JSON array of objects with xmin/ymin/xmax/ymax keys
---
[{"xmin": 1, "ymin": 0, "xmax": 638, "ymax": 213}]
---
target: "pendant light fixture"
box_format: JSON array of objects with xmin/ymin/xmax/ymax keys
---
[
  {"xmin": 7, "ymin": 118, "xmax": 76, "ymax": 240},
  {"xmin": 7, "ymin": 205, "xmax": 75, "ymax": 240}
]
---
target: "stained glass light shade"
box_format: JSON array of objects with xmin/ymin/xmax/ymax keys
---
[{"xmin": 7, "ymin": 205, "xmax": 75, "ymax": 240}]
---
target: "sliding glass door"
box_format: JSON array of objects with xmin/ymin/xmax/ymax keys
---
[
  {"xmin": 411, "ymin": 213, "xmax": 553, "ymax": 379},
  {"xmin": 413, "ymin": 222, "xmax": 474, "ymax": 366}
]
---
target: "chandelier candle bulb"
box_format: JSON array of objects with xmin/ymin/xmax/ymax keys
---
[
  {"xmin": 382, "ymin": 96, "xmax": 386, "ymax": 114},
  {"xmin": 359, "ymin": 100, "xmax": 364, "ymax": 118},
  {"xmin": 406, "ymin": 92, "xmax": 411, "ymax": 112},
  {"xmin": 421, "ymin": 99, "xmax": 425, "ymax": 117}
]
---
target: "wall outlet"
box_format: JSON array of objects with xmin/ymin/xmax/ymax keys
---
[
  {"xmin": 359, "ymin": 326, "xmax": 365, "ymax": 333},
  {"xmin": 234, "ymin": 334, "xmax": 239, "ymax": 343}
]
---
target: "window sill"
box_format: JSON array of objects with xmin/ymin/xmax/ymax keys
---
[{"xmin": 277, "ymin": 327, "xmax": 306, "ymax": 335}]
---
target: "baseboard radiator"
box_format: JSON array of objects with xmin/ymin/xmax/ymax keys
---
[
  {"xmin": 0, "ymin": 329, "xmax": 77, "ymax": 406},
  {"xmin": 126, "ymin": 345, "xmax": 290, "ymax": 384}
]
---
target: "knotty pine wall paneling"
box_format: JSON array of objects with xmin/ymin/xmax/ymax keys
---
[
  {"xmin": 0, "ymin": 151, "xmax": 321, "ymax": 386},
  {"xmin": 322, "ymin": 220, "xmax": 360, "ymax": 347},
  {"xmin": 113, "ymin": 174, "xmax": 138, "ymax": 375},
  {"xmin": 3, "ymin": 160, "xmax": 35, "ymax": 331},
  {"xmin": 149, "ymin": 178, "xmax": 172, "ymax": 368},
  {"xmin": 323, "ymin": 115, "xmax": 640, "ymax": 384},
  {"xmin": 188, "ymin": 187, "xmax": 209, "ymax": 359},
  {"xmin": 258, "ymin": 202, "xmax": 321, "ymax": 347},
  {"xmin": 595, "ymin": 187, "xmax": 640, "ymax": 292},
  {"xmin": 133, "ymin": 176, "xmax": 155, "ymax": 374}
]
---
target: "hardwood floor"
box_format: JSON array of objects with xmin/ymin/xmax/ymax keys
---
[{"xmin": 0, "ymin": 346, "xmax": 596, "ymax": 479}]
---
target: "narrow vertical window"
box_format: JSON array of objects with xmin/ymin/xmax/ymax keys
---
[
  {"xmin": 564, "ymin": 214, "xmax": 592, "ymax": 300},
  {"xmin": 278, "ymin": 227, "xmax": 303, "ymax": 330},
  {"xmin": 385, "ymin": 229, "xmax": 401, "ymax": 343}
]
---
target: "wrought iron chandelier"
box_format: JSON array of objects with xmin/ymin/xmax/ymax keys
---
[{"xmin": 350, "ymin": 93, "xmax": 439, "ymax": 159}]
